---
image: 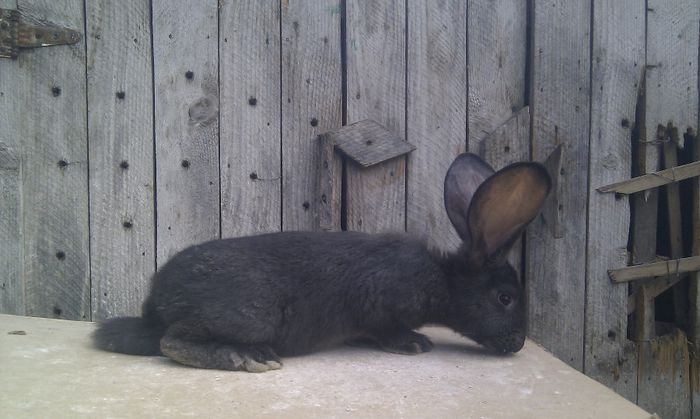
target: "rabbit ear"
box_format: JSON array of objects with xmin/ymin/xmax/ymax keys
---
[
  {"xmin": 467, "ymin": 162, "xmax": 551, "ymax": 262},
  {"xmin": 444, "ymin": 153, "xmax": 495, "ymax": 244}
]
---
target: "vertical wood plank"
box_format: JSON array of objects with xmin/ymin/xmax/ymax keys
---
[
  {"xmin": 317, "ymin": 135, "xmax": 342, "ymax": 231},
  {"xmin": 467, "ymin": 0, "xmax": 527, "ymax": 151},
  {"xmin": 0, "ymin": 0, "xmax": 22, "ymax": 315},
  {"xmin": 86, "ymin": 0, "xmax": 155, "ymax": 319},
  {"xmin": 345, "ymin": 0, "xmax": 405, "ymax": 233},
  {"xmin": 585, "ymin": 0, "xmax": 644, "ymax": 401},
  {"xmin": 153, "ymin": 0, "xmax": 220, "ymax": 264},
  {"xmin": 642, "ymin": 1, "xmax": 699, "ymax": 417},
  {"xmin": 220, "ymin": 1, "xmax": 281, "ymax": 238},
  {"xmin": 526, "ymin": 0, "xmax": 590, "ymax": 370},
  {"xmin": 9, "ymin": 0, "xmax": 90, "ymax": 320},
  {"xmin": 638, "ymin": 330, "xmax": 692, "ymax": 419},
  {"xmin": 281, "ymin": 0, "xmax": 342, "ymax": 231},
  {"xmin": 405, "ymin": 0, "xmax": 466, "ymax": 250}
]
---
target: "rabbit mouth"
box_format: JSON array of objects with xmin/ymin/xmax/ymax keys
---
[{"xmin": 473, "ymin": 333, "xmax": 525, "ymax": 354}]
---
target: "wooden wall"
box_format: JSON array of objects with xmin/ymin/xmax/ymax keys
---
[{"xmin": 1, "ymin": 0, "xmax": 699, "ymax": 416}]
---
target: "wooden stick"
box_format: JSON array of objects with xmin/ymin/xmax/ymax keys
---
[
  {"xmin": 609, "ymin": 255, "xmax": 700, "ymax": 283},
  {"xmin": 597, "ymin": 160, "xmax": 700, "ymax": 194}
]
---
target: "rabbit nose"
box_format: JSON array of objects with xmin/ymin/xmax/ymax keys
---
[{"xmin": 493, "ymin": 332, "xmax": 525, "ymax": 353}]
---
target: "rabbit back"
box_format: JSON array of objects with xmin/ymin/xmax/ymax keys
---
[{"xmin": 144, "ymin": 231, "xmax": 447, "ymax": 355}]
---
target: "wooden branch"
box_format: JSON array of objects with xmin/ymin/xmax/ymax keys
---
[
  {"xmin": 609, "ymin": 255, "xmax": 700, "ymax": 283},
  {"xmin": 597, "ymin": 160, "xmax": 700, "ymax": 195}
]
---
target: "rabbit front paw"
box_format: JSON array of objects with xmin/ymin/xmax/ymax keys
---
[{"xmin": 375, "ymin": 330, "xmax": 434, "ymax": 355}]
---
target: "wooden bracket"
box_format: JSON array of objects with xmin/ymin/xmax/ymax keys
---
[
  {"xmin": 324, "ymin": 119, "xmax": 415, "ymax": 167},
  {"xmin": 541, "ymin": 143, "xmax": 564, "ymax": 238},
  {"xmin": 316, "ymin": 120, "xmax": 415, "ymax": 231}
]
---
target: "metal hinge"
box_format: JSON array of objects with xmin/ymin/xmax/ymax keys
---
[{"xmin": 0, "ymin": 8, "xmax": 81, "ymax": 59}]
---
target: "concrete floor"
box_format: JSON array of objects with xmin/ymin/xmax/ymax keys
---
[{"xmin": 1, "ymin": 314, "xmax": 652, "ymax": 418}]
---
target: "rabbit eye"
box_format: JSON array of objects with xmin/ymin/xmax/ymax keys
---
[{"xmin": 498, "ymin": 293, "xmax": 513, "ymax": 306}]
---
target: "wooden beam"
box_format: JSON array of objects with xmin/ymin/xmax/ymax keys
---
[
  {"xmin": 609, "ymin": 255, "xmax": 700, "ymax": 283},
  {"xmin": 583, "ymin": 0, "xmax": 642, "ymax": 400},
  {"xmin": 527, "ymin": 0, "xmax": 590, "ymax": 371},
  {"xmin": 597, "ymin": 160, "xmax": 700, "ymax": 195}
]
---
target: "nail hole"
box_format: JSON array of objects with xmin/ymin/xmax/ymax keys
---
[
  {"xmin": 248, "ymin": 97, "xmax": 257, "ymax": 106},
  {"xmin": 365, "ymin": 140, "xmax": 373, "ymax": 146},
  {"xmin": 249, "ymin": 172, "xmax": 258, "ymax": 180},
  {"xmin": 116, "ymin": 91, "xmax": 125, "ymax": 99},
  {"xmin": 55, "ymin": 251, "xmax": 65, "ymax": 260},
  {"xmin": 52, "ymin": 86, "xmax": 61, "ymax": 97},
  {"xmin": 302, "ymin": 201, "xmax": 310, "ymax": 210},
  {"xmin": 181, "ymin": 160, "xmax": 190, "ymax": 168},
  {"xmin": 504, "ymin": 145, "xmax": 510, "ymax": 152},
  {"xmin": 123, "ymin": 221, "xmax": 133, "ymax": 229},
  {"xmin": 58, "ymin": 160, "xmax": 68, "ymax": 168},
  {"xmin": 310, "ymin": 118, "xmax": 318, "ymax": 127},
  {"xmin": 621, "ymin": 119, "xmax": 630, "ymax": 128},
  {"xmin": 53, "ymin": 306, "xmax": 62, "ymax": 316},
  {"xmin": 185, "ymin": 70, "xmax": 194, "ymax": 80},
  {"xmin": 119, "ymin": 160, "xmax": 129, "ymax": 169}
]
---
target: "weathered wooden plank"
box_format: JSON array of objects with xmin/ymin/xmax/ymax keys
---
[
  {"xmin": 153, "ymin": 0, "xmax": 220, "ymax": 264},
  {"xmin": 0, "ymin": 0, "xmax": 23, "ymax": 315},
  {"xmin": 526, "ymin": 0, "xmax": 590, "ymax": 370},
  {"xmin": 638, "ymin": 329, "xmax": 691, "ymax": 419},
  {"xmin": 281, "ymin": 0, "xmax": 342, "ymax": 231},
  {"xmin": 584, "ymin": 0, "xmax": 643, "ymax": 400},
  {"xmin": 467, "ymin": 0, "xmax": 527, "ymax": 151},
  {"xmin": 5, "ymin": 0, "xmax": 90, "ymax": 320},
  {"xmin": 479, "ymin": 107, "xmax": 530, "ymax": 268},
  {"xmin": 345, "ymin": 0, "xmax": 405, "ymax": 233},
  {"xmin": 405, "ymin": 0, "xmax": 466, "ymax": 251},
  {"xmin": 643, "ymin": 13, "xmax": 699, "ymax": 416},
  {"xmin": 220, "ymin": 0, "xmax": 281, "ymax": 238},
  {"xmin": 610, "ymin": 256, "xmax": 700, "ymax": 283},
  {"xmin": 86, "ymin": 0, "xmax": 154, "ymax": 319},
  {"xmin": 598, "ymin": 160, "xmax": 700, "ymax": 194}
]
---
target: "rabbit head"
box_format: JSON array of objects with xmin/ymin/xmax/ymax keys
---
[{"xmin": 442, "ymin": 153, "xmax": 551, "ymax": 353}]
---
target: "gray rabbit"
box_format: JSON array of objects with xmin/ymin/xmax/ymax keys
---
[{"xmin": 93, "ymin": 153, "xmax": 551, "ymax": 372}]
